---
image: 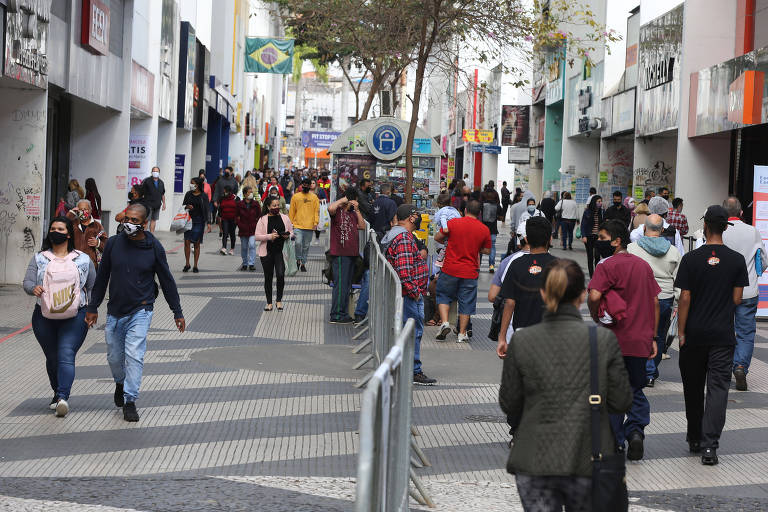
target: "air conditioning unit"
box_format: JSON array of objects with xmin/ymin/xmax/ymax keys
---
[
  {"xmin": 380, "ymin": 89, "xmax": 394, "ymax": 116},
  {"xmin": 589, "ymin": 118, "xmax": 604, "ymax": 131}
]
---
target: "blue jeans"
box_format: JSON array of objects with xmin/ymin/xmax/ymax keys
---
[
  {"xmin": 31, "ymin": 305, "xmax": 88, "ymax": 400},
  {"xmin": 610, "ymin": 356, "xmax": 650, "ymax": 447},
  {"xmin": 560, "ymin": 219, "xmax": 575, "ymax": 249},
  {"xmin": 240, "ymin": 236, "xmax": 256, "ymax": 266},
  {"xmin": 330, "ymin": 255, "xmax": 354, "ymax": 321},
  {"xmin": 734, "ymin": 295, "xmax": 759, "ymax": 373},
  {"xmin": 403, "ymin": 296, "xmax": 424, "ymax": 375},
  {"xmin": 646, "ymin": 297, "xmax": 674, "ymax": 379},
  {"xmin": 294, "ymin": 229, "xmax": 314, "ymax": 265},
  {"xmin": 486, "ymin": 234, "xmax": 497, "ymax": 267},
  {"xmin": 105, "ymin": 309, "xmax": 154, "ymax": 403},
  {"xmin": 355, "ymin": 269, "xmax": 370, "ymax": 318}
]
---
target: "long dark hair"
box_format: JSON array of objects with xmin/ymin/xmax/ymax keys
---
[
  {"xmin": 587, "ymin": 195, "xmax": 602, "ymax": 212},
  {"xmin": 262, "ymin": 196, "xmax": 280, "ymax": 216},
  {"xmin": 41, "ymin": 216, "xmax": 76, "ymax": 253},
  {"xmin": 85, "ymin": 178, "xmax": 101, "ymax": 203}
]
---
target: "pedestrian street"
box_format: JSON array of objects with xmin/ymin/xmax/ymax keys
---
[{"xmin": 0, "ymin": 232, "xmax": 766, "ymax": 511}]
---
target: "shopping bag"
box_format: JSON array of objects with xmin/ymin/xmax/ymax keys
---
[
  {"xmin": 283, "ymin": 240, "xmax": 298, "ymax": 277},
  {"xmin": 171, "ymin": 206, "xmax": 192, "ymax": 232},
  {"xmin": 318, "ymin": 200, "xmax": 330, "ymax": 231}
]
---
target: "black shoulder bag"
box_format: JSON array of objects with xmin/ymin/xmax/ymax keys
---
[{"xmin": 589, "ymin": 325, "xmax": 629, "ymax": 512}]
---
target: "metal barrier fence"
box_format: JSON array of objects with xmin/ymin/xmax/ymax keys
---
[
  {"xmin": 356, "ymin": 319, "xmax": 415, "ymax": 512},
  {"xmin": 353, "ymin": 229, "xmax": 403, "ymax": 387}
]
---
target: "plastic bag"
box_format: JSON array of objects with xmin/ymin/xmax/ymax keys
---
[
  {"xmin": 318, "ymin": 200, "xmax": 330, "ymax": 231},
  {"xmin": 171, "ymin": 206, "xmax": 192, "ymax": 232},
  {"xmin": 283, "ymin": 240, "xmax": 298, "ymax": 277}
]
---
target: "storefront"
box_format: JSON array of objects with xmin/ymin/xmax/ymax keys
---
[
  {"xmin": 328, "ymin": 118, "xmax": 444, "ymax": 210},
  {"xmin": 633, "ymin": 4, "xmax": 683, "ymax": 200},
  {"xmin": 0, "ymin": 0, "xmax": 50, "ymax": 283},
  {"xmin": 205, "ymin": 76, "xmax": 235, "ymax": 182},
  {"xmin": 543, "ymin": 51, "xmax": 565, "ymax": 192}
]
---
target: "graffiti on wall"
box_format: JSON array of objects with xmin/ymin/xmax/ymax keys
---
[{"xmin": 633, "ymin": 160, "xmax": 675, "ymax": 199}]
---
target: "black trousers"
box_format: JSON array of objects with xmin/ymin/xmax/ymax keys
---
[
  {"xmin": 584, "ymin": 234, "xmax": 601, "ymax": 277},
  {"xmin": 221, "ymin": 219, "xmax": 236, "ymax": 249},
  {"xmin": 260, "ymin": 251, "xmax": 285, "ymax": 303},
  {"xmin": 679, "ymin": 344, "xmax": 734, "ymax": 449}
]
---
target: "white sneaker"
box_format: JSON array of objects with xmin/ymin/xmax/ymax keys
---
[
  {"xmin": 220, "ymin": 248, "xmax": 227, "ymax": 255},
  {"xmin": 436, "ymin": 322, "xmax": 451, "ymax": 341},
  {"xmin": 55, "ymin": 399, "xmax": 69, "ymax": 417},
  {"xmin": 661, "ymin": 353, "xmax": 671, "ymax": 360},
  {"xmin": 456, "ymin": 332, "xmax": 469, "ymax": 344},
  {"xmin": 227, "ymin": 249, "xmax": 234, "ymax": 255}
]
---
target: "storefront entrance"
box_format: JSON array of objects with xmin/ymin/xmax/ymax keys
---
[
  {"xmin": 45, "ymin": 88, "xmax": 72, "ymax": 225},
  {"xmin": 731, "ymin": 124, "xmax": 768, "ymax": 223}
]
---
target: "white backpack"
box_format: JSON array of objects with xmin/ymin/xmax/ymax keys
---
[{"xmin": 40, "ymin": 251, "xmax": 82, "ymax": 319}]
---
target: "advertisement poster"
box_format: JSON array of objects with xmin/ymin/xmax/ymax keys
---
[
  {"xmin": 128, "ymin": 134, "xmax": 150, "ymax": 188},
  {"xmin": 753, "ymin": 165, "xmax": 768, "ymax": 318},
  {"xmin": 174, "ymin": 155, "xmax": 186, "ymax": 193},
  {"xmin": 333, "ymin": 154, "xmax": 377, "ymax": 197},
  {"xmin": 501, "ymin": 105, "xmax": 530, "ymax": 146}
]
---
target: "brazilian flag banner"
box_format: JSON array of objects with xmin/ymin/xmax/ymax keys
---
[{"xmin": 245, "ymin": 38, "xmax": 294, "ymax": 74}]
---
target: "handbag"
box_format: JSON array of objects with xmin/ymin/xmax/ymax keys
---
[
  {"xmin": 171, "ymin": 205, "xmax": 192, "ymax": 232},
  {"xmin": 488, "ymin": 296, "xmax": 504, "ymax": 341},
  {"xmin": 588, "ymin": 325, "xmax": 629, "ymax": 512}
]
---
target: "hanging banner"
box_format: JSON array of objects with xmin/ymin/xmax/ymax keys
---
[
  {"xmin": 174, "ymin": 155, "xmax": 185, "ymax": 193},
  {"xmin": 753, "ymin": 165, "xmax": 768, "ymax": 318},
  {"xmin": 245, "ymin": 38, "xmax": 294, "ymax": 74},
  {"xmin": 128, "ymin": 134, "xmax": 151, "ymax": 188}
]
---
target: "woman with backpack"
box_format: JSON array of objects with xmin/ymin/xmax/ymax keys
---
[
  {"xmin": 22, "ymin": 216, "xmax": 96, "ymax": 418},
  {"xmin": 254, "ymin": 196, "xmax": 294, "ymax": 311}
]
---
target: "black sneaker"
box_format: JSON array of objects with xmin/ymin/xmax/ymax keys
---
[
  {"xmin": 329, "ymin": 317, "xmax": 354, "ymax": 324},
  {"xmin": 688, "ymin": 440, "xmax": 702, "ymax": 453},
  {"xmin": 248, "ymin": 265, "xmax": 256, "ymax": 271},
  {"xmin": 114, "ymin": 383, "xmax": 124, "ymax": 408},
  {"xmin": 354, "ymin": 315, "xmax": 366, "ymax": 324},
  {"xmin": 627, "ymin": 431, "xmax": 644, "ymax": 461},
  {"xmin": 240, "ymin": 265, "xmax": 248, "ymax": 271},
  {"xmin": 300, "ymin": 263, "xmax": 307, "ymax": 272},
  {"xmin": 123, "ymin": 401, "xmax": 140, "ymax": 422},
  {"xmin": 734, "ymin": 366, "xmax": 747, "ymax": 391},
  {"xmin": 413, "ymin": 372, "xmax": 436, "ymax": 386},
  {"xmin": 701, "ymin": 447, "xmax": 718, "ymax": 465},
  {"xmin": 646, "ymin": 377, "xmax": 655, "ymax": 388}
]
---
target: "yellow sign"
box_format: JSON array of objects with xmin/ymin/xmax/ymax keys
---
[
  {"xmin": 476, "ymin": 130, "xmax": 493, "ymax": 143},
  {"xmin": 462, "ymin": 129, "xmax": 476, "ymax": 142}
]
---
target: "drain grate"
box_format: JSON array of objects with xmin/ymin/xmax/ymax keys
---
[{"xmin": 464, "ymin": 414, "xmax": 507, "ymax": 423}]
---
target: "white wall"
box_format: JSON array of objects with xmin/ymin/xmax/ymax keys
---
[
  {"xmin": 633, "ymin": 135, "xmax": 676, "ymax": 199},
  {"xmin": 0, "ymin": 88, "xmax": 47, "ymax": 284},
  {"xmin": 640, "ymin": 0, "xmax": 684, "ymax": 25},
  {"xmin": 675, "ymin": 0, "xmax": 737, "ymax": 231}
]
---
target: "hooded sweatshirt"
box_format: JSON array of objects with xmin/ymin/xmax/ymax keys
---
[
  {"xmin": 627, "ymin": 236, "xmax": 681, "ymax": 300},
  {"xmin": 380, "ymin": 226, "xmax": 409, "ymax": 252},
  {"xmin": 509, "ymin": 191, "xmax": 535, "ymax": 236}
]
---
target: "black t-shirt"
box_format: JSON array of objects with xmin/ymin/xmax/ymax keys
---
[
  {"xmin": 266, "ymin": 214, "xmax": 286, "ymax": 253},
  {"xmin": 674, "ymin": 244, "xmax": 749, "ymax": 346},
  {"xmin": 501, "ymin": 253, "xmax": 558, "ymax": 331}
]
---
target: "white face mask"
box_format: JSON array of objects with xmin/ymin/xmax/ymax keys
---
[
  {"xmin": 152, "ymin": 171, "xmax": 160, "ymax": 178},
  {"xmin": 122, "ymin": 222, "xmax": 142, "ymax": 237},
  {"xmin": 189, "ymin": 183, "xmax": 197, "ymax": 191}
]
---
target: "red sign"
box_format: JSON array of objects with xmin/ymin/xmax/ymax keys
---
[
  {"xmin": 131, "ymin": 61, "xmax": 155, "ymax": 115},
  {"xmin": 728, "ymin": 70, "xmax": 764, "ymax": 125},
  {"xmin": 81, "ymin": 0, "xmax": 110, "ymax": 55}
]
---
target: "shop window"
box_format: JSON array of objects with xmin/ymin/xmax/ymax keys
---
[{"xmin": 109, "ymin": 0, "xmax": 124, "ymax": 57}]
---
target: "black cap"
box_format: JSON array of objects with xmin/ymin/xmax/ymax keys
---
[
  {"xmin": 396, "ymin": 204, "xmax": 418, "ymax": 221},
  {"xmin": 301, "ymin": 177, "xmax": 311, "ymax": 185},
  {"xmin": 701, "ymin": 205, "xmax": 733, "ymax": 226}
]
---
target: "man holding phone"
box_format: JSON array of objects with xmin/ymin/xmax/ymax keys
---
[{"xmin": 328, "ymin": 188, "xmax": 366, "ymax": 324}]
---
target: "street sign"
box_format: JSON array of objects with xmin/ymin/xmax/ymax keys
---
[{"xmin": 471, "ymin": 144, "xmax": 501, "ymax": 154}]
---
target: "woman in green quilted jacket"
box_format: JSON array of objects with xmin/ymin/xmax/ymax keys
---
[{"xmin": 499, "ymin": 259, "xmax": 633, "ymax": 511}]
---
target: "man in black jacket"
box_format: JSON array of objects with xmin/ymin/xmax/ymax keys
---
[
  {"xmin": 141, "ymin": 167, "xmax": 166, "ymax": 233},
  {"xmin": 605, "ymin": 191, "xmax": 631, "ymax": 227},
  {"xmin": 85, "ymin": 204, "xmax": 185, "ymax": 422}
]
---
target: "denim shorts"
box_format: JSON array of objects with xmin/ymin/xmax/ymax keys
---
[{"xmin": 435, "ymin": 272, "xmax": 478, "ymax": 315}]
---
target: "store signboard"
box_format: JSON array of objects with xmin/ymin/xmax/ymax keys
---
[
  {"xmin": 131, "ymin": 60, "xmax": 154, "ymax": 116},
  {"xmin": 753, "ymin": 165, "xmax": 768, "ymax": 318},
  {"xmin": 301, "ymin": 131, "xmax": 340, "ymax": 149},
  {"xmin": 177, "ymin": 22, "xmax": 196, "ymax": 130},
  {"xmin": 636, "ymin": 4, "xmax": 683, "ymax": 137},
  {"xmin": 4, "ymin": 0, "xmax": 50, "ymax": 88},
  {"xmin": 174, "ymin": 154, "xmax": 185, "ymax": 193},
  {"xmin": 507, "ymin": 147, "xmax": 529, "ymax": 163},
  {"xmin": 545, "ymin": 78, "xmax": 563, "ymax": 105},
  {"xmin": 728, "ymin": 70, "xmax": 763, "ymax": 125},
  {"xmin": 81, "ymin": 0, "xmax": 110, "ymax": 56},
  {"xmin": 128, "ymin": 134, "xmax": 150, "ymax": 187},
  {"xmin": 158, "ymin": 0, "xmax": 178, "ymax": 121}
]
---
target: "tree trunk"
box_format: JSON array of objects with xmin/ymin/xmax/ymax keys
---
[{"xmin": 359, "ymin": 73, "xmax": 386, "ymax": 121}]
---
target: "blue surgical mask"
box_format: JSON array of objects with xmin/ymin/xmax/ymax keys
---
[{"xmin": 527, "ymin": 205, "xmax": 536, "ymax": 214}]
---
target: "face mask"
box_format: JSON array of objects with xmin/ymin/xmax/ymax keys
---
[
  {"xmin": 122, "ymin": 222, "xmax": 143, "ymax": 237},
  {"xmin": 48, "ymin": 231, "xmax": 68, "ymax": 246},
  {"xmin": 302, "ymin": 186, "xmax": 310, "ymax": 193},
  {"xmin": 78, "ymin": 210, "xmax": 91, "ymax": 221},
  {"xmin": 152, "ymin": 171, "xmax": 160, "ymax": 178},
  {"xmin": 412, "ymin": 216, "xmax": 422, "ymax": 231},
  {"xmin": 190, "ymin": 183, "xmax": 197, "ymax": 191},
  {"xmin": 269, "ymin": 208, "xmax": 280, "ymax": 215},
  {"xmin": 595, "ymin": 239, "xmax": 615, "ymax": 259},
  {"xmin": 614, "ymin": 201, "xmax": 621, "ymax": 207},
  {"xmin": 246, "ymin": 193, "xmax": 254, "ymax": 200},
  {"xmin": 527, "ymin": 205, "xmax": 535, "ymax": 214},
  {"xmin": 225, "ymin": 172, "xmax": 231, "ymax": 178},
  {"xmin": 128, "ymin": 191, "xmax": 135, "ymax": 201}
]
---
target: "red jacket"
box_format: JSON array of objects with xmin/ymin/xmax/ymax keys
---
[
  {"xmin": 236, "ymin": 199, "xmax": 261, "ymax": 237},
  {"xmin": 219, "ymin": 194, "xmax": 238, "ymax": 220}
]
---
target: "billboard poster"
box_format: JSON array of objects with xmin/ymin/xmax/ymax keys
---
[
  {"xmin": 753, "ymin": 165, "xmax": 768, "ymax": 318},
  {"xmin": 128, "ymin": 134, "xmax": 150, "ymax": 188},
  {"xmin": 333, "ymin": 154, "xmax": 377, "ymax": 198},
  {"xmin": 501, "ymin": 105, "xmax": 530, "ymax": 147}
]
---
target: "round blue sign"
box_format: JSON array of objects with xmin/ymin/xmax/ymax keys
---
[{"xmin": 371, "ymin": 124, "xmax": 403, "ymax": 158}]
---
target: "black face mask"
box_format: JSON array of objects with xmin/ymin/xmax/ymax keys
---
[
  {"xmin": 302, "ymin": 186, "xmax": 310, "ymax": 193},
  {"xmin": 48, "ymin": 231, "xmax": 68, "ymax": 246},
  {"xmin": 595, "ymin": 239, "xmax": 615, "ymax": 259},
  {"xmin": 613, "ymin": 201, "xmax": 622, "ymax": 207}
]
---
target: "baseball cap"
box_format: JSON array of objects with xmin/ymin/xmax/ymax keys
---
[
  {"xmin": 648, "ymin": 196, "xmax": 670, "ymax": 215},
  {"xmin": 701, "ymin": 205, "xmax": 733, "ymax": 225},
  {"xmin": 396, "ymin": 204, "xmax": 418, "ymax": 221}
]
